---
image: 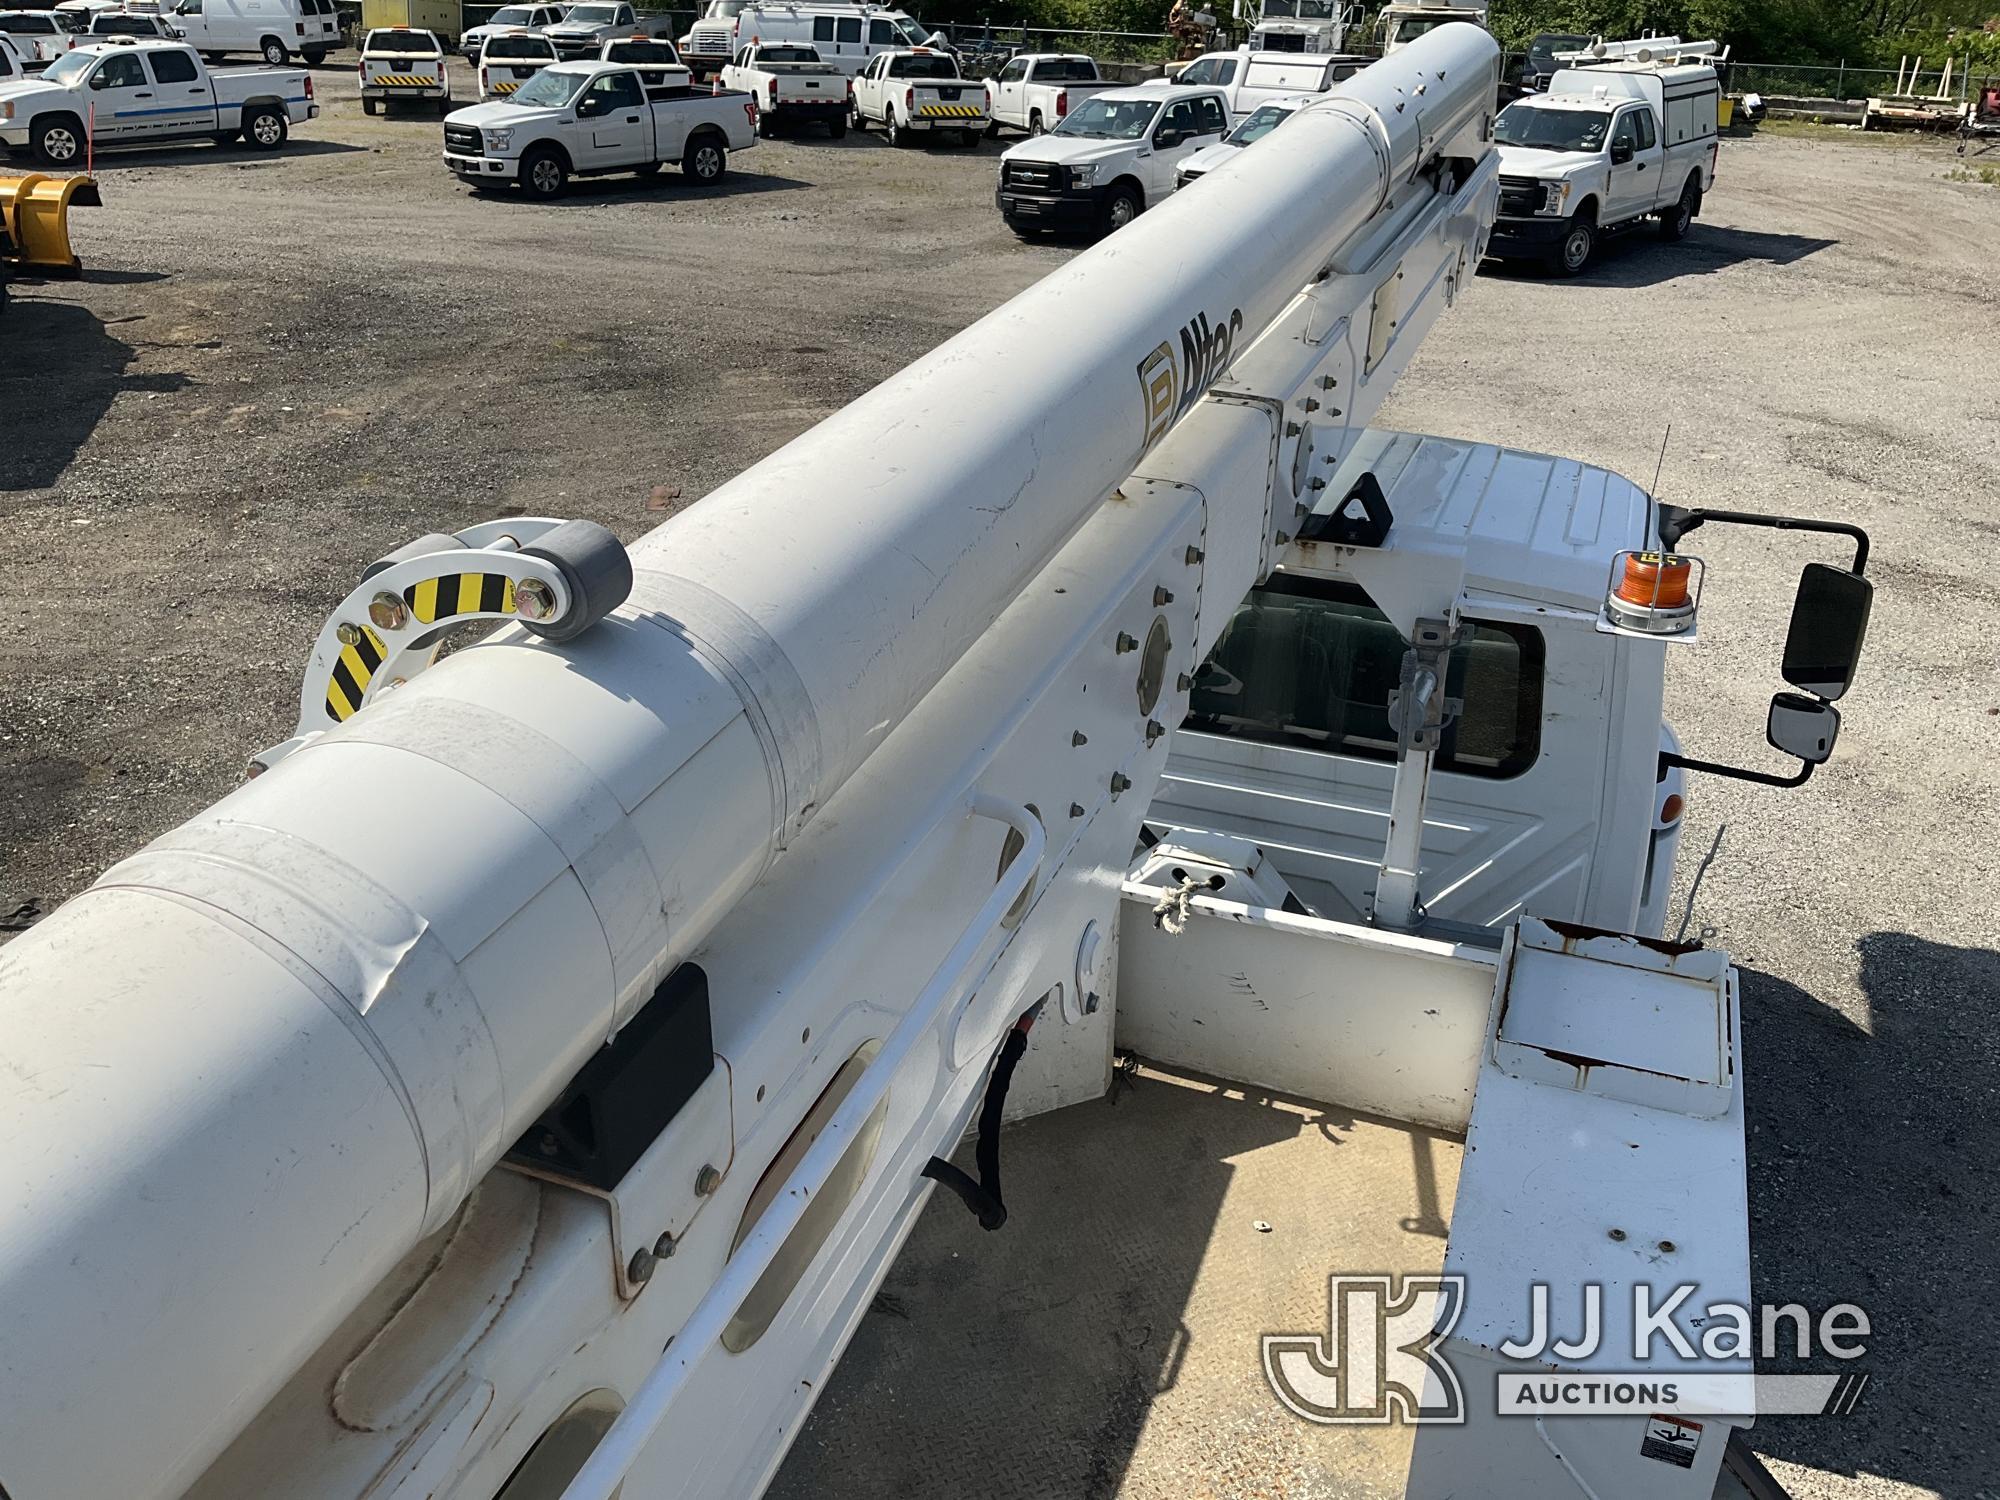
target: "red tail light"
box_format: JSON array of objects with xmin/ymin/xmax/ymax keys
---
[
  {"xmin": 295, "ymin": 21, "xmax": 305, "ymax": 34},
  {"xmin": 904, "ymin": 85, "xmax": 912, "ymax": 112},
  {"xmin": 767, "ymin": 76, "xmax": 776, "ymax": 98},
  {"xmin": 480, "ymin": 65, "xmax": 488, "ymax": 90},
  {"xmin": 1056, "ymin": 88, "xmax": 1067, "ymax": 116},
  {"xmin": 744, "ymin": 99, "xmax": 756, "ymax": 127}
]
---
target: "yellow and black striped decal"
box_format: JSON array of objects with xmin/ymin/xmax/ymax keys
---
[
  {"xmin": 493, "ymin": 80, "xmax": 522, "ymax": 93},
  {"xmin": 916, "ymin": 103, "xmax": 984, "ymax": 119},
  {"xmin": 325, "ymin": 627, "xmax": 390, "ymax": 722},
  {"xmin": 369, "ymin": 73, "xmax": 439, "ymax": 87},
  {"xmin": 403, "ymin": 572, "xmax": 519, "ymax": 625}
]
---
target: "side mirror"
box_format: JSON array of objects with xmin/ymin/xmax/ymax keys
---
[
  {"xmin": 1781, "ymin": 562, "xmax": 1871, "ymax": 701},
  {"xmin": 1155, "ymin": 128, "xmax": 1184, "ymax": 148},
  {"xmin": 88, "ymin": 72, "xmax": 108, "ymax": 88},
  {"xmin": 1609, "ymin": 139, "xmax": 1633, "ymax": 164},
  {"xmin": 1767, "ymin": 692, "xmax": 1839, "ymax": 764},
  {"xmin": 576, "ymin": 94, "xmax": 604, "ymax": 116}
]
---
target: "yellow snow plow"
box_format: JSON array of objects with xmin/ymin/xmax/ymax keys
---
[{"xmin": 0, "ymin": 172, "xmax": 101, "ymax": 275}]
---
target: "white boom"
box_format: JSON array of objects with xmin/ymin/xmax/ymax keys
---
[{"xmin": 0, "ymin": 26, "xmax": 1501, "ymax": 1500}]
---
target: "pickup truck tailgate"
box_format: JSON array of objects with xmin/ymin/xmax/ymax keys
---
[{"xmin": 910, "ymin": 82, "xmax": 985, "ymax": 121}]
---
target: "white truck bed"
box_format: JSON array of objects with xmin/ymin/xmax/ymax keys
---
[{"xmin": 768, "ymin": 1060, "xmax": 1460, "ymax": 1500}]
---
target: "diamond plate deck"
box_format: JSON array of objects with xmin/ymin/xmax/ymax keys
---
[{"xmin": 769, "ymin": 1062, "xmax": 1462, "ymax": 1500}]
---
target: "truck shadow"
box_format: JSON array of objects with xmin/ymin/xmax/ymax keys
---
[
  {"xmin": 0, "ymin": 293, "xmax": 188, "ymax": 492},
  {"xmin": 462, "ymin": 170, "xmax": 814, "ymax": 205},
  {"xmin": 80, "ymin": 138, "xmax": 369, "ymax": 170},
  {"xmin": 1481, "ymin": 225, "xmax": 1836, "ymax": 287},
  {"xmin": 1732, "ymin": 936, "xmax": 2000, "ymax": 1500}
]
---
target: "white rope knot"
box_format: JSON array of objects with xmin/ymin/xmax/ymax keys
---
[{"xmin": 1151, "ymin": 873, "xmax": 1200, "ymax": 936}]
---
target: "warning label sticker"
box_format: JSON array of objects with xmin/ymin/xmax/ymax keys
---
[{"xmin": 1640, "ymin": 1414, "xmax": 1703, "ymax": 1468}]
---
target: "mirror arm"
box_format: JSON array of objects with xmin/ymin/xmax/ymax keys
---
[
  {"xmin": 1656, "ymin": 504, "xmax": 1869, "ymax": 575},
  {"xmin": 1657, "ymin": 749, "xmax": 1813, "ymax": 790}
]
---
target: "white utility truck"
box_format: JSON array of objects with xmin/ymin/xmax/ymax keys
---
[
  {"xmin": 996, "ymin": 83, "xmax": 1228, "ymax": 236},
  {"xmin": 1488, "ymin": 35, "xmax": 1723, "ymax": 274},
  {"xmin": 980, "ymin": 51, "xmax": 1111, "ymax": 136},
  {"xmin": 1241, "ymin": 0, "xmax": 1361, "ymax": 54},
  {"xmin": 0, "ymin": 23, "xmax": 1874, "ymax": 1500},
  {"xmin": 848, "ymin": 45, "xmax": 984, "ymax": 145},
  {"xmin": 358, "ymin": 25, "xmax": 450, "ymax": 116},
  {"xmin": 1173, "ymin": 90, "xmax": 1305, "ymax": 188},
  {"xmin": 443, "ymin": 58, "xmax": 756, "ymax": 195},
  {"xmin": 475, "ymin": 26, "xmax": 557, "ymax": 97},
  {"xmin": 542, "ymin": 0, "xmax": 637, "ymax": 59},
  {"xmin": 0, "ymin": 35, "xmax": 312, "ymax": 162},
  {"xmin": 720, "ymin": 41, "xmax": 845, "ymax": 136},
  {"xmin": 1218, "ymin": 44, "xmax": 1366, "ymax": 118},
  {"xmin": 1375, "ymin": 0, "xmax": 1486, "ymax": 52},
  {"xmin": 681, "ymin": 0, "xmax": 934, "ymax": 80}
]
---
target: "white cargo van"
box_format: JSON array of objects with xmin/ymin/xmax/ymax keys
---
[
  {"xmin": 167, "ymin": 0, "xmax": 340, "ymax": 64},
  {"xmin": 679, "ymin": 1, "xmax": 936, "ymax": 79}
]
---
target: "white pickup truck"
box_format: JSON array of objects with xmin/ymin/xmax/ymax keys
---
[
  {"xmin": 443, "ymin": 58, "xmax": 756, "ymax": 197},
  {"xmin": 541, "ymin": 0, "xmax": 638, "ymax": 60},
  {"xmin": 995, "ymin": 84, "xmax": 1229, "ymax": 237},
  {"xmin": 0, "ymin": 36, "xmax": 311, "ymax": 163},
  {"xmin": 476, "ymin": 28, "xmax": 557, "ymax": 98},
  {"xmin": 720, "ymin": 41, "xmax": 845, "ymax": 137},
  {"xmin": 598, "ymin": 33, "xmax": 687, "ymax": 89},
  {"xmin": 980, "ymin": 51, "xmax": 1111, "ymax": 136},
  {"xmin": 849, "ymin": 45, "xmax": 984, "ymax": 146},
  {"xmin": 1487, "ymin": 48, "xmax": 1720, "ymax": 274},
  {"xmin": 359, "ymin": 26, "xmax": 449, "ymax": 117}
]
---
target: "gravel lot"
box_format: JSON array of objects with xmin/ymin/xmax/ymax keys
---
[{"xmin": 3, "ymin": 60, "xmax": 1997, "ymax": 1500}]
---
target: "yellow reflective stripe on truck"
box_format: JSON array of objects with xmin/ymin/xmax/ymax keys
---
[
  {"xmin": 368, "ymin": 73, "xmax": 439, "ymax": 86},
  {"xmin": 916, "ymin": 103, "xmax": 984, "ymax": 118}
]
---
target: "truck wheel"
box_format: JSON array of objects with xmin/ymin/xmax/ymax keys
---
[
  {"xmin": 521, "ymin": 145, "xmax": 568, "ymax": 198},
  {"xmin": 361, "ymin": 97, "xmax": 379, "ymax": 116},
  {"xmin": 259, "ymin": 35, "xmax": 288, "ymax": 65},
  {"xmin": 1099, "ymin": 183, "xmax": 1141, "ymax": 235},
  {"xmin": 983, "ymin": 118, "xmax": 999, "ymax": 138},
  {"xmin": 244, "ymin": 105, "xmax": 287, "ymax": 150},
  {"xmin": 884, "ymin": 110, "xmax": 902, "ymax": 146},
  {"xmin": 1552, "ymin": 209, "xmax": 1595, "ymax": 275},
  {"xmin": 683, "ymin": 132, "xmax": 726, "ymax": 184},
  {"xmin": 31, "ymin": 114, "xmax": 85, "ymax": 167},
  {"xmin": 756, "ymin": 112, "xmax": 775, "ymax": 139},
  {"xmin": 828, "ymin": 114, "xmax": 846, "ymax": 139},
  {"xmin": 1028, "ymin": 109, "xmax": 1044, "ymax": 135},
  {"xmin": 435, "ymin": 97, "xmax": 451, "ymax": 119},
  {"xmin": 848, "ymin": 100, "xmax": 866, "ymax": 132},
  {"xmin": 302, "ymin": 46, "xmax": 325, "ymax": 64},
  {"xmin": 1657, "ymin": 176, "xmax": 1700, "ymax": 241}
]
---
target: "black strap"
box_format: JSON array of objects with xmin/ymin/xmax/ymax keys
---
[{"xmin": 922, "ymin": 1015, "xmax": 1033, "ymax": 1231}]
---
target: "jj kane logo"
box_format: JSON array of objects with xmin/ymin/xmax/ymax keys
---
[{"xmin": 1137, "ymin": 306, "xmax": 1246, "ymax": 446}]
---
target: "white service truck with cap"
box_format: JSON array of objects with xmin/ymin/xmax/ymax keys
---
[{"xmin": 1486, "ymin": 35, "xmax": 1722, "ymax": 274}]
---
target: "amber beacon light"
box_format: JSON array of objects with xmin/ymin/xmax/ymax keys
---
[{"xmin": 1605, "ymin": 550, "xmax": 1699, "ymax": 634}]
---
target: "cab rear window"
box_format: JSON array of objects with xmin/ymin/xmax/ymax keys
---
[
  {"xmin": 889, "ymin": 54, "xmax": 956, "ymax": 79},
  {"xmin": 0, "ymin": 14, "xmax": 59, "ymax": 33},
  {"xmin": 486, "ymin": 35, "xmax": 554, "ymax": 57},
  {"xmin": 1184, "ymin": 576, "xmax": 1544, "ymax": 779},
  {"xmin": 366, "ymin": 29, "xmax": 441, "ymax": 52}
]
